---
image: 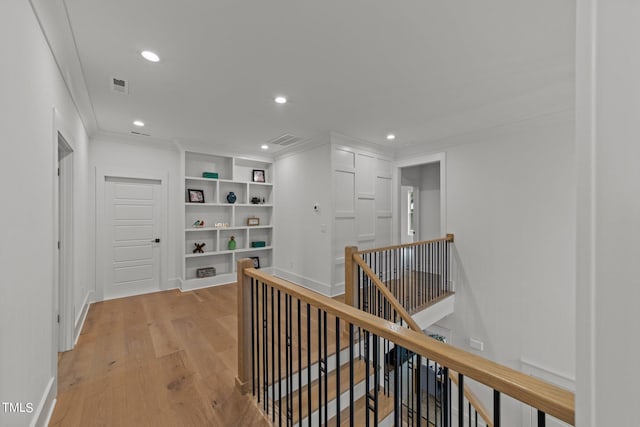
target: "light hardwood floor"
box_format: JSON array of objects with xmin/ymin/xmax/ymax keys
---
[{"xmin": 50, "ymin": 284, "xmax": 270, "ymax": 427}]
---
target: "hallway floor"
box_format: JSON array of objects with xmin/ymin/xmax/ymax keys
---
[{"xmin": 50, "ymin": 284, "xmax": 269, "ymax": 426}]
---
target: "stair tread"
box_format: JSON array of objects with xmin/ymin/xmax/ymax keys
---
[
  {"xmin": 274, "ymin": 358, "xmax": 368, "ymax": 423},
  {"xmin": 327, "ymin": 387, "xmax": 395, "ymax": 427}
]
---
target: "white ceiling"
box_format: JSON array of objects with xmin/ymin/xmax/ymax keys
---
[{"xmin": 55, "ymin": 0, "xmax": 574, "ymax": 155}]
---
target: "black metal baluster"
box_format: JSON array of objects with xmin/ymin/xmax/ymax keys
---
[
  {"xmin": 262, "ymin": 282, "xmax": 268, "ymax": 410},
  {"xmin": 442, "ymin": 367, "xmax": 449, "ymax": 427},
  {"xmin": 251, "ymin": 278, "xmax": 256, "ymax": 397},
  {"xmin": 284, "ymin": 293, "xmax": 289, "ymax": 425},
  {"xmin": 270, "ymin": 287, "xmax": 275, "ymax": 420},
  {"xmin": 458, "ymin": 373, "xmax": 464, "ymax": 427},
  {"xmin": 278, "ymin": 290, "xmax": 282, "ymax": 426},
  {"xmin": 417, "ymin": 355, "xmax": 422, "ymax": 427},
  {"xmin": 349, "ymin": 323, "xmax": 355, "ymax": 426},
  {"xmin": 287, "ymin": 295, "xmax": 293, "ymax": 426},
  {"xmin": 468, "ymin": 402, "xmax": 471, "ymax": 427},
  {"xmin": 426, "ymin": 358, "xmax": 430, "ymax": 427},
  {"xmin": 537, "ymin": 410, "xmax": 546, "ymax": 427},
  {"xmin": 256, "ymin": 281, "xmax": 261, "ymax": 404},
  {"xmin": 365, "ymin": 331, "xmax": 371, "ymax": 427},
  {"xmin": 407, "ymin": 352, "xmax": 414, "ymax": 426},
  {"xmin": 307, "ymin": 303, "xmax": 311, "ymax": 425},
  {"xmin": 323, "ymin": 311, "xmax": 328, "ymax": 425},
  {"xmin": 336, "ymin": 316, "xmax": 341, "ymax": 426},
  {"xmin": 493, "ymin": 390, "xmax": 501, "ymax": 427},
  {"xmin": 394, "ymin": 344, "xmax": 400, "ymax": 427},
  {"xmin": 318, "ymin": 308, "xmax": 323, "ymax": 425},
  {"xmin": 373, "ymin": 334, "xmax": 379, "ymax": 426},
  {"xmin": 297, "ymin": 299, "xmax": 302, "ymax": 426}
]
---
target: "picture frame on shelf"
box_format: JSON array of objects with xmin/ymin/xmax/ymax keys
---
[
  {"xmin": 252, "ymin": 169, "xmax": 266, "ymax": 183},
  {"xmin": 187, "ymin": 189, "xmax": 205, "ymax": 203},
  {"xmin": 250, "ymin": 256, "xmax": 260, "ymax": 269},
  {"xmin": 247, "ymin": 217, "xmax": 260, "ymax": 226}
]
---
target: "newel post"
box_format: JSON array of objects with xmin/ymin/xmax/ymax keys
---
[
  {"xmin": 344, "ymin": 246, "xmax": 358, "ymax": 308},
  {"xmin": 235, "ymin": 258, "xmax": 255, "ymax": 394}
]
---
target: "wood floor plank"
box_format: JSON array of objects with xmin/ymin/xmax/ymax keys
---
[{"xmin": 51, "ymin": 283, "xmax": 269, "ymax": 426}]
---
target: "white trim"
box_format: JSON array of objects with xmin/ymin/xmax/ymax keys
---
[
  {"xmin": 29, "ymin": 376, "xmax": 56, "ymax": 427},
  {"xmin": 95, "ymin": 167, "xmax": 170, "ymax": 301},
  {"xmin": 73, "ymin": 290, "xmax": 93, "ymax": 345},
  {"xmin": 393, "ymin": 152, "xmax": 447, "ymax": 243},
  {"xmin": 273, "ymin": 268, "xmax": 333, "ymax": 296}
]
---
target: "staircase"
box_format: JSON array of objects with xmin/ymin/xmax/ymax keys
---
[{"xmin": 235, "ymin": 236, "xmax": 576, "ymax": 427}]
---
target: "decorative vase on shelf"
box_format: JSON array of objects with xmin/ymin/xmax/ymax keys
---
[
  {"xmin": 226, "ymin": 191, "xmax": 237, "ymax": 204},
  {"xmin": 228, "ymin": 236, "xmax": 236, "ymax": 250}
]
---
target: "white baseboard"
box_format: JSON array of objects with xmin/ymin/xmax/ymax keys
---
[
  {"xmin": 30, "ymin": 376, "xmax": 56, "ymax": 427},
  {"xmin": 166, "ymin": 277, "xmax": 180, "ymax": 290},
  {"xmin": 273, "ymin": 268, "xmax": 332, "ymax": 295},
  {"xmin": 73, "ymin": 291, "xmax": 93, "ymax": 346}
]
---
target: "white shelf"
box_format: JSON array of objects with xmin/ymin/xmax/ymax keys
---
[{"xmin": 182, "ymin": 150, "xmax": 274, "ymax": 290}]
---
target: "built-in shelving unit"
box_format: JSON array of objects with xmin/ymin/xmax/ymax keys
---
[{"xmin": 181, "ymin": 151, "xmax": 274, "ymax": 290}]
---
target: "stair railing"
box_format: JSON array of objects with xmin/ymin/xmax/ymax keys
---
[
  {"xmin": 344, "ymin": 234, "xmax": 455, "ymax": 319},
  {"xmin": 346, "ymin": 236, "xmax": 493, "ymax": 426},
  {"xmin": 236, "ymin": 259, "xmax": 574, "ymax": 426}
]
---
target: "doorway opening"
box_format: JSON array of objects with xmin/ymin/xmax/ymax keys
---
[{"xmin": 398, "ymin": 159, "xmax": 443, "ymax": 242}]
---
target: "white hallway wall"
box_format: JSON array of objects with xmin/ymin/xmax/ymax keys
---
[
  {"xmin": 274, "ymin": 140, "xmax": 334, "ymax": 294},
  {"xmin": 89, "ymin": 135, "xmax": 182, "ymax": 293},
  {"xmin": 0, "ymin": 1, "xmax": 91, "ymax": 426},
  {"xmin": 576, "ymin": 0, "xmax": 640, "ymax": 425},
  {"xmin": 397, "ymin": 111, "xmax": 576, "ymax": 424}
]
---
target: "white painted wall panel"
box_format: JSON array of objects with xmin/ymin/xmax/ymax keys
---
[
  {"xmin": 114, "ymin": 264, "xmax": 153, "ymax": 284},
  {"xmin": 356, "ymin": 154, "xmax": 375, "ymax": 195},
  {"xmin": 356, "ymin": 198, "xmax": 375, "ymax": 240},
  {"xmin": 334, "ymin": 148, "xmax": 355, "ymax": 169},
  {"xmin": 334, "ymin": 171, "xmax": 355, "ymax": 212},
  {"xmin": 115, "ymin": 225, "xmax": 153, "ymax": 241}
]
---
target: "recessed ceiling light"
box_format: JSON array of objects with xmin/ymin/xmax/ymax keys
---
[
  {"xmin": 274, "ymin": 96, "xmax": 287, "ymax": 104},
  {"xmin": 386, "ymin": 134, "xmax": 396, "ymax": 140},
  {"xmin": 133, "ymin": 120, "xmax": 145, "ymax": 127},
  {"xmin": 141, "ymin": 50, "xmax": 160, "ymax": 62},
  {"xmin": 261, "ymin": 144, "xmax": 269, "ymax": 150}
]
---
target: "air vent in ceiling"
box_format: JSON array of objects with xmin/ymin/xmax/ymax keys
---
[
  {"xmin": 110, "ymin": 76, "xmax": 129, "ymax": 94},
  {"xmin": 268, "ymin": 134, "xmax": 304, "ymax": 147},
  {"xmin": 130, "ymin": 131, "xmax": 150, "ymax": 137}
]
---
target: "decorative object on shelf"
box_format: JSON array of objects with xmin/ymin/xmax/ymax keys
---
[
  {"xmin": 247, "ymin": 217, "xmax": 260, "ymax": 226},
  {"xmin": 250, "ymin": 196, "xmax": 261, "ymax": 205},
  {"xmin": 227, "ymin": 236, "xmax": 236, "ymax": 250},
  {"xmin": 250, "ymin": 256, "xmax": 260, "ymax": 269},
  {"xmin": 202, "ymin": 172, "xmax": 218, "ymax": 179},
  {"xmin": 252, "ymin": 169, "xmax": 266, "ymax": 183},
  {"xmin": 193, "ymin": 242, "xmax": 206, "ymax": 253},
  {"xmin": 251, "ymin": 241, "xmax": 266, "ymax": 248},
  {"xmin": 192, "ymin": 220, "xmax": 205, "ymax": 228},
  {"xmin": 188, "ymin": 189, "xmax": 205, "ymax": 203},
  {"xmin": 214, "ymin": 222, "xmax": 229, "ymax": 228},
  {"xmin": 226, "ymin": 191, "xmax": 237, "ymax": 204},
  {"xmin": 262, "ymin": 197, "xmax": 266, "ymax": 204},
  {"xmin": 196, "ymin": 267, "xmax": 216, "ymax": 278}
]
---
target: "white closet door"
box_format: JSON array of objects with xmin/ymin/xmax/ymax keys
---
[{"xmin": 104, "ymin": 177, "xmax": 161, "ymax": 300}]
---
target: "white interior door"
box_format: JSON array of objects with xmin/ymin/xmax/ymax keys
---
[{"xmin": 104, "ymin": 177, "xmax": 162, "ymax": 300}]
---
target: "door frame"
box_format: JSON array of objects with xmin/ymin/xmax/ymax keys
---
[
  {"xmin": 95, "ymin": 167, "xmax": 169, "ymax": 301},
  {"xmin": 393, "ymin": 152, "xmax": 447, "ymax": 244},
  {"xmin": 52, "ymin": 108, "xmax": 76, "ymax": 361}
]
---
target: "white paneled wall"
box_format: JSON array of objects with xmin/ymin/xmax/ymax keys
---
[{"xmin": 331, "ymin": 141, "xmax": 393, "ymax": 290}]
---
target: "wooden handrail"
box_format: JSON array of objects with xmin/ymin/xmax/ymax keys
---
[
  {"xmin": 354, "ymin": 233, "xmax": 454, "ymax": 255},
  {"xmin": 238, "ymin": 266, "xmax": 575, "ymax": 425}
]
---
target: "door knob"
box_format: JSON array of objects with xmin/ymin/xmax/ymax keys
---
[{"xmin": 151, "ymin": 238, "xmax": 160, "ymax": 243}]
